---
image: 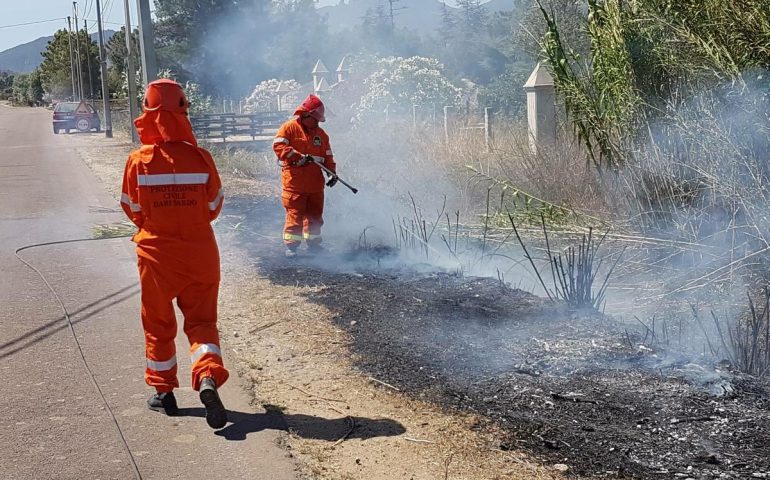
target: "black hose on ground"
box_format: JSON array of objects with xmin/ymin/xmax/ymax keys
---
[{"xmin": 15, "ymin": 235, "xmax": 143, "ymax": 480}]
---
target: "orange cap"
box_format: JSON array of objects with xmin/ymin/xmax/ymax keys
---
[
  {"xmin": 143, "ymin": 78, "xmax": 189, "ymax": 113},
  {"xmin": 293, "ymin": 94, "xmax": 325, "ymax": 122}
]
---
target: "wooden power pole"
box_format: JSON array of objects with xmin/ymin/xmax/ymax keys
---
[
  {"xmin": 96, "ymin": 0, "xmax": 113, "ymax": 137},
  {"xmin": 136, "ymin": 0, "xmax": 158, "ymax": 86},
  {"xmin": 123, "ymin": 0, "xmax": 139, "ymax": 142}
]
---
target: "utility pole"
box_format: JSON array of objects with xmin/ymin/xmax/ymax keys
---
[
  {"xmin": 96, "ymin": 0, "xmax": 113, "ymax": 137},
  {"xmin": 387, "ymin": 0, "xmax": 406, "ymax": 31},
  {"xmin": 84, "ymin": 19, "xmax": 94, "ymax": 100},
  {"xmin": 66, "ymin": 17, "xmax": 77, "ymax": 101},
  {"xmin": 73, "ymin": 2, "xmax": 84, "ymax": 101},
  {"xmin": 136, "ymin": 0, "xmax": 158, "ymax": 85},
  {"xmin": 124, "ymin": 0, "xmax": 139, "ymax": 142}
]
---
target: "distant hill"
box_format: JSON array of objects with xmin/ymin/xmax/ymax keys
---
[
  {"xmin": 318, "ymin": 0, "xmax": 518, "ymax": 33},
  {"xmin": 0, "ymin": 31, "xmax": 115, "ymax": 74}
]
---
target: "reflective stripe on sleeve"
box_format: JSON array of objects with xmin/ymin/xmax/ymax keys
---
[
  {"xmin": 147, "ymin": 356, "xmax": 177, "ymax": 372},
  {"xmin": 273, "ymin": 137, "xmax": 290, "ymax": 145},
  {"xmin": 208, "ymin": 188, "xmax": 224, "ymax": 211},
  {"xmin": 120, "ymin": 193, "xmax": 141, "ymax": 212},
  {"xmin": 190, "ymin": 343, "xmax": 222, "ymax": 364},
  {"xmin": 137, "ymin": 173, "xmax": 209, "ymax": 186},
  {"xmin": 311, "ymin": 156, "xmax": 325, "ymax": 164}
]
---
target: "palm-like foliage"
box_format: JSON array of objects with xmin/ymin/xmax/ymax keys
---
[{"xmin": 537, "ymin": 0, "xmax": 770, "ymax": 169}]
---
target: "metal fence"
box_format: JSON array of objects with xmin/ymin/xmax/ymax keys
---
[{"xmin": 189, "ymin": 111, "xmax": 288, "ymax": 141}]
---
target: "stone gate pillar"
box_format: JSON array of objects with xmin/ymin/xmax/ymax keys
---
[{"xmin": 524, "ymin": 62, "xmax": 557, "ymax": 155}]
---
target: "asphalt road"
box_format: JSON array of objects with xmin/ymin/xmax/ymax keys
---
[{"xmin": 0, "ymin": 105, "xmax": 296, "ymax": 480}]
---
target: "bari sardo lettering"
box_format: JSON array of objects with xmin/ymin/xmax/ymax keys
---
[{"xmin": 150, "ymin": 185, "xmax": 199, "ymax": 208}]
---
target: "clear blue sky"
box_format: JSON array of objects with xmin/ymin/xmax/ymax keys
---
[{"xmin": 0, "ymin": 0, "xmax": 141, "ymax": 52}]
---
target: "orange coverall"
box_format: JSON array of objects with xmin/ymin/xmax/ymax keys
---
[
  {"xmin": 273, "ymin": 118, "xmax": 336, "ymax": 248},
  {"xmin": 121, "ymin": 105, "xmax": 229, "ymax": 393}
]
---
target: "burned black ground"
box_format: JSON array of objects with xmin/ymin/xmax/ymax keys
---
[{"xmin": 221, "ymin": 195, "xmax": 770, "ymax": 479}]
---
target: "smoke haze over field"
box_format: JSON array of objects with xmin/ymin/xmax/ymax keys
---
[{"xmin": 151, "ymin": 0, "xmax": 532, "ymax": 98}]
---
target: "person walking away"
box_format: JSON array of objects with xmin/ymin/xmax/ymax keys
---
[
  {"xmin": 272, "ymin": 94, "xmax": 338, "ymax": 257},
  {"xmin": 120, "ymin": 79, "xmax": 229, "ymax": 429}
]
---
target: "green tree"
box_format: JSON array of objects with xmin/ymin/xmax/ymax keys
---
[
  {"xmin": 263, "ymin": 0, "xmax": 331, "ymax": 81},
  {"xmin": 479, "ymin": 61, "xmax": 532, "ymax": 116},
  {"xmin": 37, "ymin": 30, "xmax": 73, "ymax": 100},
  {"xmin": 28, "ymin": 69, "xmax": 44, "ymax": 105},
  {"xmin": 11, "ymin": 74, "xmax": 31, "ymax": 105},
  {"xmin": 10, "ymin": 71, "xmax": 43, "ymax": 105},
  {"xmin": 429, "ymin": 0, "xmax": 512, "ymax": 84},
  {"xmin": 38, "ymin": 29, "xmax": 100, "ymax": 101},
  {"xmin": 106, "ymin": 27, "xmax": 141, "ymax": 98},
  {"xmin": 154, "ymin": 0, "xmax": 273, "ymax": 96},
  {"xmin": 0, "ymin": 72, "xmax": 14, "ymax": 100},
  {"xmin": 455, "ymin": 0, "xmax": 487, "ymax": 34},
  {"xmin": 437, "ymin": 1, "xmax": 458, "ymax": 49}
]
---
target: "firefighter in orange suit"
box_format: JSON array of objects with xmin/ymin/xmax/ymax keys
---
[
  {"xmin": 120, "ymin": 79, "xmax": 228, "ymax": 429},
  {"xmin": 272, "ymin": 94, "xmax": 338, "ymax": 257}
]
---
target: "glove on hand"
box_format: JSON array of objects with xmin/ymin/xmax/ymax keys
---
[
  {"xmin": 326, "ymin": 174, "xmax": 339, "ymax": 188},
  {"xmin": 295, "ymin": 154, "xmax": 313, "ymax": 167}
]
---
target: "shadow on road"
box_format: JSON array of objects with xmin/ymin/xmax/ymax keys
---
[
  {"xmin": 0, "ymin": 284, "xmax": 139, "ymax": 360},
  {"xmin": 175, "ymin": 404, "xmax": 406, "ymax": 442}
]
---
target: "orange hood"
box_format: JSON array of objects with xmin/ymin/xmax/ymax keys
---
[{"xmin": 134, "ymin": 110, "xmax": 198, "ymax": 146}]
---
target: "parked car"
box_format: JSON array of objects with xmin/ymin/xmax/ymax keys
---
[{"xmin": 53, "ymin": 101, "xmax": 101, "ymax": 134}]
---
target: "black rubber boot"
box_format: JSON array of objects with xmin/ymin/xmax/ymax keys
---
[
  {"xmin": 199, "ymin": 377, "xmax": 228, "ymax": 429},
  {"xmin": 147, "ymin": 391, "xmax": 179, "ymax": 416},
  {"xmin": 307, "ymin": 244, "xmax": 325, "ymax": 255}
]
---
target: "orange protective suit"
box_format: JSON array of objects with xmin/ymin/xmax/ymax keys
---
[
  {"xmin": 272, "ymin": 96, "xmax": 335, "ymax": 248},
  {"xmin": 120, "ymin": 79, "xmax": 228, "ymax": 393}
]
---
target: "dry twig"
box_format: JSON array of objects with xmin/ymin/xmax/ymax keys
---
[
  {"xmin": 332, "ymin": 416, "xmax": 357, "ymax": 447},
  {"xmin": 368, "ymin": 376, "xmax": 401, "ymax": 391},
  {"xmin": 286, "ymin": 383, "xmax": 345, "ymax": 403},
  {"xmin": 404, "ymin": 437, "xmax": 436, "ymax": 444}
]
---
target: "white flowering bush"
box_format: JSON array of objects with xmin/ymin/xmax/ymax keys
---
[
  {"xmin": 354, "ymin": 56, "xmax": 462, "ymax": 122},
  {"xmin": 244, "ymin": 79, "xmax": 301, "ymax": 112}
]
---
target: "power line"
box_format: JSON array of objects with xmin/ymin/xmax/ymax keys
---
[
  {"xmin": 84, "ymin": 18, "xmax": 124, "ymax": 27},
  {"xmin": 0, "ymin": 18, "xmax": 65, "ymax": 30},
  {"xmin": 103, "ymin": 0, "xmax": 115, "ymax": 24}
]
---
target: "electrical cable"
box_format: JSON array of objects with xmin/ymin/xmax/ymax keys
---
[
  {"xmin": 104, "ymin": 0, "xmax": 116, "ymax": 26},
  {"xmin": 85, "ymin": 18, "xmax": 125, "ymax": 27},
  {"xmin": 14, "ymin": 235, "xmax": 142, "ymax": 480},
  {"xmin": 0, "ymin": 18, "xmax": 65, "ymax": 30}
]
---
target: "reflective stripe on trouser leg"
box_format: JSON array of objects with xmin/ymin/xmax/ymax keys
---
[
  {"xmin": 178, "ymin": 280, "xmax": 229, "ymax": 391},
  {"xmin": 145, "ymin": 356, "xmax": 178, "ymax": 393},
  {"xmin": 303, "ymin": 191, "xmax": 324, "ymax": 246},
  {"xmin": 138, "ymin": 257, "xmax": 180, "ymax": 392},
  {"xmin": 283, "ymin": 232, "xmax": 303, "ymax": 242},
  {"xmin": 282, "ymin": 191, "xmax": 307, "ymax": 247}
]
